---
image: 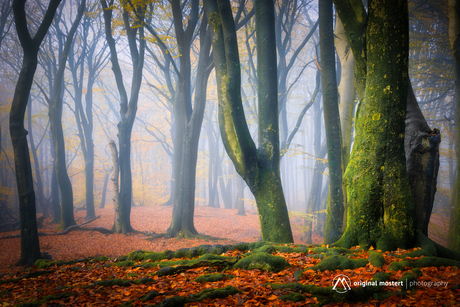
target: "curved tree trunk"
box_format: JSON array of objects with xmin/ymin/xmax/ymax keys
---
[
  {"xmin": 11, "ymin": 0, "xmax": 62, "ymax": 266},
  {"xmin": 205, "ymin": 0, "xmax": 293, "ymax": 243}
]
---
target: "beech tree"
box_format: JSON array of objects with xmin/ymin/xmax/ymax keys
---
[
  {"xmin": 319, "ymin": 0, "xmax": 344, "ymax": 244},
  {"xmin": 48, "ymin": 0, "xmax": 86, "ymax": 229},
  {"xmin": 333, "ymin": 0, "xmax": 445, "ymax": 253},
  {"xmin": 10, "ymin": 0, "xmax": 62, "ymax": 265},
  {"xmin": 205, "ymin": 0, "xmax": 293, "ymax": 243},
  {"xmin": 100, "ymin": 0, "xmax": 145, "ymax": 234}
]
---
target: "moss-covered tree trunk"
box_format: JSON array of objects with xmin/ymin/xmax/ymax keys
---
[
  {"xmin": 448, "ymin": 0, "xmax": 460, "ymax": 252},
  {"xmin": 205, "ymin": 0, "xmax": 293, "ymax": 243},
  {"xmin": 319, "ymin": 0, "xmax": 344, "ymax": 244},
  {"xmin": 336, "ymin": 0, "xmax": 415, "ymax": 251},
  {"xmin": 11, "ymin": 0, "xmax": 62, "ymax": 266}
]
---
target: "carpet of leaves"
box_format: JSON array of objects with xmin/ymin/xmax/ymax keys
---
[
  {"xmin": 0, "ymin": 206, "xmax": 458, "ymax": 306},
  {"xmin": 0, "ymin": 245, "xmax": 459, "ymax": 306}
]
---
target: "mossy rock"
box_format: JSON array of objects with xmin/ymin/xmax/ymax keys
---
[
  {"xmin": 368, "ymin": 251, "xmax": 385, "ymax": 267},
  {"xmin": 388, "ymin": 260, "xmax": 411, "ymax": 271},
  {"xmin": 194, "ymin": 273, "xmax": 234, "ymax": 283},
  {"xmin": 310, "ymin": 255, "xmax": 367, "ymax": 272},
  {"xmin": 279, "ymin": 292, "xmax": 306, "ymax": 302},
  {"xmin": 233, "ymin": 252, "xmax": 289, "ymax": 272}
]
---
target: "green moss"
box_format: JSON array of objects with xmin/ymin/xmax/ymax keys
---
[
  {"xmin": 279, "ymin": 292, "xmax": 306, "ymax": 302},
  {"xmin": 194, "ymin": 273, "xmax": 234, "ymax": 283},
  {"xmin": 310, "ymin": 255, "xmax": 367, "ymax": 272},
  {"xmin": 388, "ymin": 260, "xmax": 411, "ymax": 271},
  {"xmin": 368, "ymin": 250, "xmax": 385, "ymax": 267},
  {"xmin": 411, "ymin": 256, "xmax": 460, "ymax": 268},
  {"xmin": 233, "ymin": 252, "xmax": 289, "ymax": 272},
  {"xmin": 113, "ymin": 260, "xmax": 135, "ymax": 267},
  {"xmin": 399, "ymin": 272, "xmax": 416, "ymax": 290},
  {"xmin": 411, "ymin": 267, "xmax": 423, "ymax": 277}
]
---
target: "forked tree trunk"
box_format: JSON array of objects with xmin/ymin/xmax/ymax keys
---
[
  {"xmin": 11, "ymin": 0, "xmax": 62, "ymax": 266},
  {"xmin": 205, "ymin": 0, "xmax": 293, "ymax": 243}
]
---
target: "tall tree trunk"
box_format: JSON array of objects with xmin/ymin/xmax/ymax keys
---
[
  {"xmin": 448, "ymin": 0, "xmax": 460, "ymax": 252},
  {"xmin": 100, "ymin": 0, "xmax": 145, "ymax": 233},
  {"xmin": 205, "ymin": 0, "xmax": 293, "ymax": 243},
  {"xmin": 49, "ymin": 0, "xmax": 85, "ymax": 229},
  {"xmin": 319, "ymin": 0, "xmax": 344, "ymax": 244},
  {"xmin": 11, "ymin": 0, "xmax": 62, "ymax": 266},
  {"xmin": 336, "ymin": 0, "xmax": 414, "ymax": 251},
  {"xmin": 166, "ymin": 10, "xmax": 212, "ymax": 238}
]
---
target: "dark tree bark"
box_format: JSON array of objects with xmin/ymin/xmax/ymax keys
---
[
  {"xmin": 100, "ymin": 0, "xmax": 145, "ymax": 234},
  {"xmin": 10, "ymin": 0, "xmax": 62, "ymax": 266},
  {"xmin": 27, "ymin": 98, "xmax": 47, "ymax": 217},
  {"xmin": 205, "ymin": 0, "xmax": 293, "ymax": 243},
  {"xmin": 49, "ymin": 0, "xmax": 85, "ymax": 229},
  {"xmin": 319, "ymin": 0, "xmax": 344, "ymax": 244}
]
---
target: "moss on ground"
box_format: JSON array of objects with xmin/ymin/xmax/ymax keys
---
[
  {"xmin": 233, "ymin": 252, "xmax": 289, "ymax": 272},
  {"xmin": 310, "ymin": 255, "xmax": 367, "ymax": 272}
]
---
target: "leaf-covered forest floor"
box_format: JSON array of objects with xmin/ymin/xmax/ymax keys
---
[{"xmin": 0, "ymin": 206, "xmax": 458, "ymax": 306}]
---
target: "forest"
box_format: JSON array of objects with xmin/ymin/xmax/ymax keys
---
[{"xmin": 0, "ymin": 0, "xmax": 459, "ymax": 306}]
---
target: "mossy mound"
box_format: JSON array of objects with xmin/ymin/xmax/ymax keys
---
[
  {"xmin": 194, "ymin": 273, "xmax": 234, "ymax": 283},
  {"xmin": 310, "ymin": 255, "xmax": 367, "ymax": 272},
  {"xmin": 233, "ymin": 252, "xmax": 289, "ymax": 272},
  {"xmin": 368, "ymin": 250, "xmax": 385, "ymax": 267}
]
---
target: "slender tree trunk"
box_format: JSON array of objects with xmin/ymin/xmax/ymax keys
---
[
  {"xmin": 49, "ymin": 0, "xmax": 85, "ymax": 229},
  {"xmin": 99, "ymin": 170, "xmax": 110, "ymax": 209},
  {"xmin": 109, "ymin": 140, "xmax": 120, "ymax": 233},
  {"xmin": 319, "ymin": 0, "xmax": 344, "ymax": 244},
  {"xmin": 27, "ymin": 99, "xmax": 47, "ymax": 217}
]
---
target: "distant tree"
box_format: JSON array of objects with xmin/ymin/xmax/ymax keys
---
[
  {"xmin": 100, "ymin": 0, "xmax": 145, "ymax": 233},
  {"xmin": 10, "ymin": 0, "xmax": 62, "ymax": 265},
  {"xmin": 205, "ymin": 0, "xmax": 294, "ymax": 243},
  {"xmin": 68, "ymin": 5, "xmax": 109, "ymax": 219},
  {"xmin": 48, "ymin": 0, "xmax": 86, "ymax": 229}
]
